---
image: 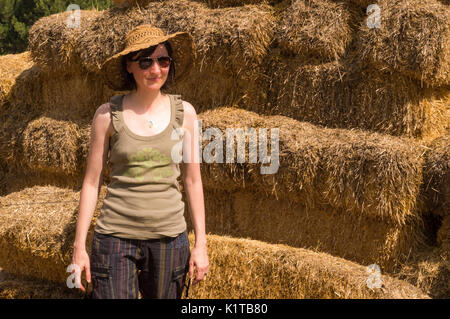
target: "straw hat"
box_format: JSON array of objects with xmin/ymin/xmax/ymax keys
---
[{"xmin": 101, "ymin": 24, "xmax": 196, "ymax": 91}]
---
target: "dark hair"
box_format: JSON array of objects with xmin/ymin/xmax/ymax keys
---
[{"xmin": 122, "ymin": 41, "xmax": 175, "ymax": 92}]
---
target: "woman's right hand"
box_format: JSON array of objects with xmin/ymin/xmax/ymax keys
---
[{"xmin": 71, "ymin": 248, "xmax": 91, "ymax": 292}]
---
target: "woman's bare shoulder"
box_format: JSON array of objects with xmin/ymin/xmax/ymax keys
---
[
  {"xmin": 181, "ymin": 100, "xmax": 197, "ymax": 128},
  {"xmin": 181, "ymin": 100, "xmax": 197, "ymax": 116},
  {"xmin": 92, "ymin": 102, "xmax": 113, "ymax": 137}
]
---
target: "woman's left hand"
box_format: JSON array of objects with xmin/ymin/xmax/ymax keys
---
[{"xmin": 189, "ymin": 245, "xmax": 209, "ymax": 285}]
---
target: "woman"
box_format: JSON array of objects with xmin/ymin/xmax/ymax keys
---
[{"xmin": 71, "ymin": 25, "xmax": 209, "ymax": 299}]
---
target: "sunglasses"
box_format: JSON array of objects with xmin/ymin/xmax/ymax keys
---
[{"xmin": 131, "ymin": 56, "xmax": 172, "ymax": 70}]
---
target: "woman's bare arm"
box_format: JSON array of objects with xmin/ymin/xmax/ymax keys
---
[
  {"xmin": 181, "ymin": 100, "xmax": 209, "ymax": 284},
  {"xmin": 71, "ymin": 103, "xmax": 111, "ymax": 291},
  {"xmin": 73, "ymin": 103, "xmax": 111, "ymax": 250}
]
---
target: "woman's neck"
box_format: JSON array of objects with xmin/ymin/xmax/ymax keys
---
[{"xmin": 126, "ymin": 89, "xmax": 166, "ymax": 113}]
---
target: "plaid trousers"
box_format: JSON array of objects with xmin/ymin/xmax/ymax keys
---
[{"xmin": 90, "ymin": 230, "xmax": 190, "ymax": 299}]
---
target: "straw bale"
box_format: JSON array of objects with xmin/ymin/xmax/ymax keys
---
[
  {"xmin": 0, "ymin": 186, "xmax": 428, "ymax": 298},
  {"xmin": 193, "ymin": 188, "xmax": 425, "ymax": 273},
  {"xmin": 420, "ymin": 133, "xmax": 450, "ymax": 217},
  {"xmin": 187, "ymin": 234, "xmax": 429, "ymax": 298},
  {"xmin": 8, "ymin": 64, "xmax": 116, "ymax": 121},
  {"xmin": 28, "ymin": 10, "xmax": 102, "ymax": 74},
  {"xmin": 0, "ymin": 168, "xmax": 86, "ymax": 197},
  {"xmin": 396, "ymin": 245, "xmax": 449, "ymax": 299},
  {"xmin": 0, "ymin": 52, "xmax": 33, "ymax": 106},
  {"xmin": 129, "ymin": 0, "xmax": 272, "ymax": 9},
  {"xmin": 20, "ymin": 117, "xmax": 81, "ymax": 175},
  {"xmin": 0, "ymin": 268, "xmax": 83, "ymax": 299},
  {"xmin": 275, "ymin": 0, "xmax": 352, "ymax": 60},
  {"xmin": 356, "ymin": 0, "xmax": 450, "ymax": 86},
  {"xmin": 265, "ymin": 55, "xmax": 450, "ymax": 140},
  {"xmin": 437, "ymin": 215, "xmax": 450, "ymax": 250},
  {"xmin": 29, "ymin": 0, "xmax": 274, "ymax": 108},
  {"xmin": 198, "ymin": 106, "xmax": 427, "ymax": 226},
  {"xmin": 0, "ymin": 185, "xmax": 106, "ymax": 283}
]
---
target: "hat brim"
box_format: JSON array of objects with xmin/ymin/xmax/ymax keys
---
[{"xmin": 101, "ymin": 31, "xmax": 196, "ymax": 91}]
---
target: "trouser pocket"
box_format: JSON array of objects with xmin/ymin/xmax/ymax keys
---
[
  {"xmin": 171, "ymin": 264, "xmax": 189, "ymax": 299},
  {"xmin": 91, "ymin": 262, "xmax": 114, "ymax": 299}
]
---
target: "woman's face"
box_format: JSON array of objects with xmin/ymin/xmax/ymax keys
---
[{"xmin": 126, "ymin": 44, "xmax": 170, "ymax": 92}]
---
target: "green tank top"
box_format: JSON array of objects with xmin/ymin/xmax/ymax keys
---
[{"xmin": 94, "ymin": 93, "xmax": 187, "ymax": 240}]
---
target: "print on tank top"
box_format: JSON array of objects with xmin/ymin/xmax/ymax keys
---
[{"xmin": 123, "ymin": 146, "xmax": 174, "ymax": 182}]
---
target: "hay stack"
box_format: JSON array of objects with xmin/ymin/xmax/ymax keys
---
[
  {"xmin": 194, "ymin": 187, "xmax": 425, "ymax": 272},
  {"xmin": 357, "ymin": 0, "xmax": 450, "ymax": 86},
  {"xmin": 395, "ymin": 245, "xmax": 449, "ymax": 299},
  {"xmin": 28, "ymin": 1, "xmax": 275, "ymax": 108},
  {"xmin": 0, "ymin": 268, "xmax": 83, "ymax": 299},
  {"xmin": 265, "ymin": 55, "xmax": 450, "ymax": 140},
  {"xmin": 437, "ymin": 216, "xmax": 450, "ymax": 251},
  {"xmin": 185, "ymin": 107, "xmax": 431, "ymax": 270},
  {"xmin": 21, "ymin": 117, "xmax": 82, "ymax": 175},
  {"xmin": 0, "ymin": 52, "xmax": 33, "ymax": 106},
  {"xmin": 275, "ymin": 0, "xmax": 351, "ymax": 60},
  {"xmin": 0, "ymin": 185, "xmax": 105, "ymax": 283},
  {"xmin": 421, "ymin": 133, "xmax": 450, "ymax": 217},
  {"xmin": 198, "ymin": 107, "xmax": 426, "ymax": 226},
  {"xmin": 0, "ymin": 186, "xmax": 106, "ymax": 282},
  {"xmin": 187, "ymin": 234, "xmax": 429, "ymax": 298},
  {"xmin": 0, "ymin": 187, "xmax": 429, "ymax": 298},
  {"xmin": 8, "ymin": 64, "xmax": 115, "ymax": 120},
  {"xmin": 28, "ymin": 10, "xmax": 102, "ymax": 74},
  {"xmin": 115, "ymin": 0, "xmax": 270, "ymax": 9}
]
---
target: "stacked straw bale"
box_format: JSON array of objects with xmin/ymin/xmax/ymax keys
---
[
  {"xmin": 28, "ymin": 10, "xmax": 102, "ymax": 75},
  {"xmin": 188, "ymin": 234, "xmax": 429, "ymax": 298},
  {"xmin": 275, "ymin": 0, "xmax": 352, "ymax": 60},
  {"xmin": 395, "ymin": 246, "xmax": 449, "ymax": 299},
  {"xmin": 1, "ymin": 99, "xmax": 432, "ymax": 271},
  {"xmin": 0, "ymin": 52, "xmax": 33, "ymax": 107},
  {"xmin": 357, "ymin": 0, "xmax": 450, "ymax": 87},
  {"xmin": 26, "ymin": 1, "xmax": 449, "ymax": 140},
  {"xmin": 420, "ymin": 133, "xmax": 450, "ymax": 217},
  {"xmin": 265, "ymin": 55, "xmax": 450, "ymax": 141},
  {"xmin": 0, "ymin": 268, "xmax": 83, "ymax": 299},
  {"xmin": 0, "ymin": 185, "xmax": 105, "ymax": 283},
  {"xmin": 28, "ymin": 0, "xmax": 274, "ymax": 109},
  {"xmin": 185, "ymin": 106, "xmax": 432, "ymax": 271},
  {"xmin": 0, "ymin": 186, "xmax": 429, "ymax": 298}
]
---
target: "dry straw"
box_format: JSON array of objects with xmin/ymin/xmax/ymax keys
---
[
  {"xmin": 0, "ymin": 52, "xmax": 33, "ymax": 107},
  {"xmin": 28, "ymin": 10, "xmax": 102, "ymax": 74},
  {"xmin": 275, "ymin": 0, "xmax": 352, "ymax": 60},
  {"xmin": 395, "ymin": 244, "xmax": 449, "ymax": 299},
  {"xmin": 27, "ymin": 0, "xmax": 275, "ymax": 108},
  {"xmin": 186, "ymin": 233, "xmax": 429, "ymax": 298},
  {"xmin": 0, "ymin": 269, "xmax": 83, "ymax": 299},
  {"xmin": 265, "ymin": 55, "xmax": 450, "ymax": 140},
  {"xmin": 0, "ymin": 186, "xmax": 429, "ymax": 298},
  {"xmin": 8, "ymin": 63, "xmax": 116, "ymax": 119},
  {"xmin": 357, "ymin": 0, "xmax": 450, "ymax": 86},
  {"xmin": 0, "ymin": 185, "xmax": 105, "ymax": 283},
  {"xmin": 198, "ymin": 107, "xmax": 427, "ymax": 226},
  {"xmin": 420, "ymin": 133, "xmax": 450, "ymax": 217},
  {"xmin": 190, "ymin": 187, "xmax": 425, "ymax": 273},
  {"xmin": 114, "ymin": 0, "xmax": 272, "ymax": 9}
]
